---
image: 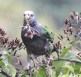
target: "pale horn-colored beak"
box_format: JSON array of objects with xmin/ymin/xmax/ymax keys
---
[{"xmin": 25, "ymin": 15, "xmax": 30, "ymax": 20}]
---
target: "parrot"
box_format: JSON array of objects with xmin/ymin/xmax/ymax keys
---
[{"xmin": 21, "ymin": 11, "xmax": 58, "ymax": 68}]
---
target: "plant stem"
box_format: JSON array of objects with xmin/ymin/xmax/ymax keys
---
[{"xmin": 54, "ymin": 58, "xmax": 81, "ymax": 63}]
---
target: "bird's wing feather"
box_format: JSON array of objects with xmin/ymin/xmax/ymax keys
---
[{"xmin": 34, "ymin": 23, "xmax": 54, "ymax": 43}]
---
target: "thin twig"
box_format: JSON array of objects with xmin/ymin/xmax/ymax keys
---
[{"xmin": 53, "ymin": 58, "xmax": 81, "ymax": 64}]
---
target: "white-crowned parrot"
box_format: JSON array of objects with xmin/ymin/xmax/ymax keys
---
[{"xmin": 21, "ymin": 11, "xmax": 58, "ymax": 68}]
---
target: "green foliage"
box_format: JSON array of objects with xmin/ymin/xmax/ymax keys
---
[
  {"xmin": 0, "ymin": 60, "xmax": 5, "ymax": 67},
  {"xmin": 62, "ymin": 64, "xmax": 74, "ymax": 73},
  {"xmin": 5, "ymin": 64, "xmax": 16, "ymax": 77},
  {"xmin": 21, "ymin": 74, "xmax": 26, "ymax": 77},
  {"xmin": 74, "ymin": 63, "xmax": 81, "ymax": 74},
  {"xmin": 3, "ymin": 54, "xmax": 12, "ymax": 62},
  {"xmin": 0, "ymin": 73, "xmax": 4, "ymax": 77},
  {"xmin": 65, "ymin": 51, "xmax": 78, "ymax": 59},
  {"xmin": 33, "ymin": 67, "xmax": 47, "ymax": 77},
  {"xmin": 21, "ymin": 71, "xmax": 27, "ymax": 77},
  {"xmin": 53, "ymin": 61, "xmax": 64, "ymax": 77},
  {"xmin": 60, "ymin": 47, "xmax": 70, "ymax": 58}
]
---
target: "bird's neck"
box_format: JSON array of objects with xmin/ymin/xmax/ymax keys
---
[
  {"xmin": 30, "ymin": 20, "xmax": 37, "ymax": 27},
  {"xmin": 23, "ymin": 19, "xmax": 37, "ymax": 27}
]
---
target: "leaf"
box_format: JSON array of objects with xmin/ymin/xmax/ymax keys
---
[
  {"xmin": 21, "ymin": 71, "xmax": 26, "ymax": 77},
  {"xmin": 54, "ymin": 48, "xmax": 70, "ymax": 77},
  {"xmin": 5, "ymin": 64, "xmax": 16, "ymax": 77},
  {"xmin": 76, "ymin": 55, "xmax": 81, "ymax": 60},
  {"xmin": 52, "ymin": 61, "xmax": 64, "ymax": 77},
  {"xmin": 62, "ymin": 74, "xmax": 69, "ymax": 77},
  {"xmin": 62, "ymin": 68, "xmax": 68, "ymax": 75},
  {"xmin": 75, "ymin": 40, "xmax": 81, "ymax": 44},
  {"xmin": 33, "ymin": 67, "xmax": 47, "ymax": 77},
  {"xmin": 65, "ymin": 51, "xmax": 78, "ymax": 59},
  {"xmin": 62, "ymin": 65, "xmax": 74, "ymax": 73},
  {"xmin": 74, "ymin": 63, "xmax": 81, "ymax": 74},
  {"xmin": 60, "ymin": 48, "xmax": 69, "ymax": 58},
  {"xmin": 0, "ymin": 73, "xmax": 4, "ymax": 77},
  {"xmin": 79, "ymin": 74, "xmax": 81, "ymax": 77},
  {"xmin": 0, "ymin": 61, "xmax": 5, "ymax": 67},
  {"xmin": 3, "ymin": 54, "xmax": 12, "ymax": 61},
  {"xmin": 58, "ymin": 73, "xmax": 69, "ymax": 77},
  {"xmin": 21, "ymin": 74, "xmax": 26, "ymax": 77}
]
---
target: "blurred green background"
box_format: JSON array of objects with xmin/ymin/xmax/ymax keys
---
[
  {"xmin": 1, "ymin": 0, "xmax": 81, "ymax": 38},
  {"xmin": 0, "ymin": 0, "xmax": 81, "ymax": 66}
]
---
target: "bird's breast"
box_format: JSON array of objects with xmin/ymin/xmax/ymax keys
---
[{"xmin": 21, "ymin": 34, "xmax": 48, "ymax": 55}]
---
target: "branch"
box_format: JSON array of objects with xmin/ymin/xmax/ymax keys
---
[
  {"xmin": 53, "ymin": 58, "xmax": 81, "ymax": 64},
  {"xmin": 0, "ymin": 68, "xmax": 11, "ymax": 77}
]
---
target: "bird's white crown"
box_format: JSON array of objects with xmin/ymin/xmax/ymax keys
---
[{"xmin": 24, "ymin": 10, "xmax": 34, "ymax": 15}]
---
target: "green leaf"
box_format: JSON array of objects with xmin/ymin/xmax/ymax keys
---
[
  {"xmin": 76, "ymin": 55, "xmax": 81, "ymax": 60},
  {"xmin": 5, "ymin": 64, "xmax": 16, "ymax": 77},
  {"xmin": 75, "ymin": 40, "xmax": 81, "ymax": 44},
  {"xmin": 21, "ymin": 74, "xmax": 26, "ymax": 77},
  {"xmin": 62, "ymin": 68, "xmax": 68, "ymax": 75},
  {"xmin": 74, "ymin": 63, "xmax": 81, "ymax": 74},
  {"xmin": 62, "ymin": 65, "xmax": 74, "ymax": 73},
  {"xmin": 62, "ymin": 74, "xmax": 69, "ymax": 77},
  {"xmin": 21, "ymin": 71, "xmax": 26, "ymax": 77},
  {"xmin": 0, "ymin": 73, "xmax": 4, "ymax": 77},
  {"xmin": 65, "ymin": 51, "xmax": 78, "ymax": 59},
  {"xmin": 0, "ymin": 61, "xmax": 5, "ymax": 67},
  {"xmin": 3, "ymin": 54, "xmax": 12, "ymax": 61},
  {"xmin": 33, "ymin": 67, "xmax": 47, "ymax": 77},
  {"xmin": 60, "ymin": 48, "xmax": 69, "ymax": 58},
  {"xmin": 52, "ymin": 61, "xmax": 64, "ymax": 77},
  {"xmin": 53, "ymin": 47, "xmax": 70, "ymax": 77},
  {"xmin": 58, "ymin": 73, "xmax": 69, "ymax": 77},
  {"xmin": 79, "ymin": 74, "xmax": 81, "ymax": 77}
]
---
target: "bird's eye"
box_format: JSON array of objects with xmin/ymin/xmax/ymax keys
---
[{"xmin": 31, "ymin": 14, "xmax": 34, "ymax": 17}]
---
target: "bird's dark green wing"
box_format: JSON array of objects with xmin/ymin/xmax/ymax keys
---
[{"xmin": 40, "ymin": 26, "xmax": 54, "ymax": 43}]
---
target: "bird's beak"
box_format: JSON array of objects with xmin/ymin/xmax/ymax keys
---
[{"xmin": 25, "ymin": 15, "xmax": 30, "ymax": 21}]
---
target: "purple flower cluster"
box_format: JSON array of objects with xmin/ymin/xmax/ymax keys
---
[
  {"xmin": 0, "ymin": 28, "xmax": 24, "ymax": 52},
  {"xmin": 8, "ymin": 38, "xmax": 23, "ymax": 51},
  {"xmin": 64, "ymin": 11, "xmax": 81, "ymax": 39}
]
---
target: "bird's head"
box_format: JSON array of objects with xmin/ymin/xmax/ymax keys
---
[{"xmin": 24, "ymin": 10, "xmax": 35, "ymax": 24}]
